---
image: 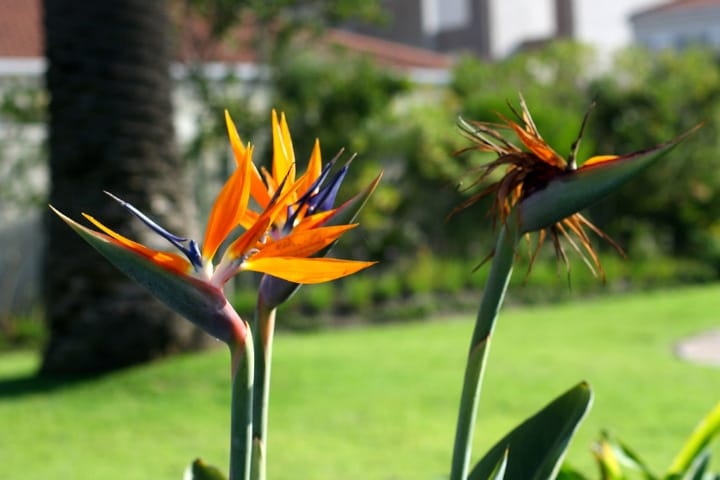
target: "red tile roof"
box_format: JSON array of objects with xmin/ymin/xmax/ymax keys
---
[
  {"xmin": 0, "ymin": 0, "xmax": 42, "ymax": 57},
  {"xmin": 0, "ymin": 0, "xmax": 453, "ymax": 72},
  {"xmin": 631, "ymin": 0, "xmax": 720, "ymax": 20},
  {"xmin": 324, "ymin": 29, "xmax": 454, "ymax": 70}
]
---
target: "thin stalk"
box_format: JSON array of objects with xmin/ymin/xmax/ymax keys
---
[
  {"xmin": 250, "ymin": 298, "xmax": 276, "ymax": 480},
  {"xmin": 229, "ymin": 333, "xmax": 254, "ymax": 480},
  {"xmin": 450, "ymin": 224, "xmax": 518, "ymax": 480}
]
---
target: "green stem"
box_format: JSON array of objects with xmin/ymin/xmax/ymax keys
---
[
  {"xmin": 229, "ymin": 332, "xmax": 254, "ymax": 480},
  {"xmin": 450, "ymin": 224, "xmax": 518, "ymax": 480},
  {"xmin": 250, "ymin": 299, "xmax": 276, "ymax": 480}
]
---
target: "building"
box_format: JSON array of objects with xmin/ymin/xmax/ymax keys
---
[
  {"xmin": 346, "ymin": 0, "xmax": 492, "ymax": 57},
  {"xmin": 347, "ymin": 0, "xmax": 668, "ymax": 59},
  {"xmin": 630, "ymin": 0, "xmax": 720, "ymax": 51}
]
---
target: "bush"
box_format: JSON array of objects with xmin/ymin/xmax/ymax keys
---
[{"xmin": 0, "ymin": 307, "xmax": 45, "ymax": 351}]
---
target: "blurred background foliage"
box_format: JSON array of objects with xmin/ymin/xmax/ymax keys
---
[{"xmin": 3, "ymin": 18, "xmax": 720, "ymax": 344}]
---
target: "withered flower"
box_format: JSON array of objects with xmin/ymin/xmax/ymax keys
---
[{"xmin": 456, "ymin": 96, "xmax": 634, "ymax": 278}]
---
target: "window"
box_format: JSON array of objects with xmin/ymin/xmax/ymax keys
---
[{"xmin": 421, "ymin": 0, "xmax": 470, "ymax": 34}]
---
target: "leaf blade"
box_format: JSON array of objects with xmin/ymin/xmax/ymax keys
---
[{"xmin": 468, "ymin": 381, "xmax": 593, "ymax": 480}]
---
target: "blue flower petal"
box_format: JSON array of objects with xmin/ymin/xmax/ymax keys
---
[{"xmin": 104, "ymin": 191, "xmax": 204, "ymax": 270}]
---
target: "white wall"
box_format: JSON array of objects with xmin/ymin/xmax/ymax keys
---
[
  {"xmin": 575, "ymin": 0, "xmax": 662, "ymax": 55},
  {"xmin": 489, "ymin": 0, "xmax": 664, "ymax": 58},
  {"xmin": 491, "ymin": 0, "xmax": 554, "ymax": 58}
]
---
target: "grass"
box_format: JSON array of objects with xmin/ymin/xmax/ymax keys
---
[{"xmin": 1, "ymin": 283, "xmax": 720, "ymax": 479}]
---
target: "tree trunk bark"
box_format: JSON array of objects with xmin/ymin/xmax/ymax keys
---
[{"xmin": 41, "ymin": 0, "xmax": 210, "ymax": 375}]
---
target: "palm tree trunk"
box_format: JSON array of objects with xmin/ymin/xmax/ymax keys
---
[{"xmin": 41, "ymin": 0, "xmax": 209, "ymax": 374}]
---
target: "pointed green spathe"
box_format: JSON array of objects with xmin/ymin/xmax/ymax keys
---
[
  {"xmin": 518, "ymin": 129, "xmax": 696, "ymax": 234},
  {"xmin": 54, "ymin": 208, "xmax": 242, "ymax": 344}
]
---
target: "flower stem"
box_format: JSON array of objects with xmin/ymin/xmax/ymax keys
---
[
  {"xmin": 450, "ymin": 224, "xmax": 517, "ymax": 480},
  {"xmin": 250, "ymin": 298, "xmax": 276, "ymax": 480},
  {"xmin": 229, "ymin": 332, "xmax": 254, "ymax": 480}
]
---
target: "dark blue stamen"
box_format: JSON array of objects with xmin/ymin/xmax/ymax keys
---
[
  {"xmin": 307, "ymin": 162, "xmax": 349, "ymax": 215},
  {"xmin": 295, "ymin": 157, "xmax": 338, "ymax": 207},
  {"xmin": 104, "ymin": 191, "xmax": 204, "ymax": 271},
  {"xmin": 186, "ymin": 240, "xmax": 203, "ymax": 270},
  {"xmin": 285, "ymin": 150, "xmax": 353, "ymax": 230},
  {"xmin": 285, "ymin": 204, "xmax": 296, "ymax": 224},
  {"xmin": 284, "ymin": 160, "xmax": 336, "ymax": 230}
]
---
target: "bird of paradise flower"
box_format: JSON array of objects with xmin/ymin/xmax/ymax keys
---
[
  {"xmin": 51, "ymin": 112, "xmax": 377, "ymax": 338},
  {"xmin": 51, "ymin": 109, "xmax": 381, "ymax": 480},
  {"xmin": 452, "ymin": 96, "xmax": 690, "ymax": 279}
]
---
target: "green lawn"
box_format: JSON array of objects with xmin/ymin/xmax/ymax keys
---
[{"xmin": 1, "ymin": 284, "xmax": 720, "ymax": 480}]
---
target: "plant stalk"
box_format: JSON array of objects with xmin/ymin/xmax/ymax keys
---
[
  {"xmin": 229, "ymin": 332, "xmax": 254, "ymax": 480},
  {"xmin": 450, "ymin": 224, "xmax": 518, "ymax": 480},
  {"xmin": 250, "ymin": 298, "xmax": 276, "ymax": 480}
]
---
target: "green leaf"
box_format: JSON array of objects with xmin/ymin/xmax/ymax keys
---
[
  {"xmin": 468, "ymin": 381, "xmax": 593, "ymax": 480},
  {"xmin": 186, "ymin": 458, "xmax": 227, "ymax": 480},
  {"xmin": 667, "ymin": 400, "xmax": 720, "ymax": 477},
  {"xmin": 677, "ymin": 448, "xmax": 711, "ymax": 480},
  {"xmin": 487, "ymin": 449, "xmax": 509, "ymax": 480},
  {"xmin": 556, "ymin": 464, "xmax": 592, "ymax": 480}
]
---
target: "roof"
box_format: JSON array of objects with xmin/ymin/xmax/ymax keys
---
[
  {"xmin": 630, "ymin": 0, "xmax": 720, "ymax": 21},
  {"xmin": 0, "ymin": 0, "xmax": 453, "ymax": 73},
  {"xmin": 0, "ymin": 0, "xmax": 42, "ymax": 57},
  {"xmin": 324, "ymin": 29, "xmax": 453, "ymax": 70}
]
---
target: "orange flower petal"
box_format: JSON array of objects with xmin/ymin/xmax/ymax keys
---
[
  {"xmin": 237, "ymin": 207, "xmax": 260, "ymax": 230},
  {"xmin": 224, "ymin": 110, "xmax": 247, "ymax": 166},
  {"xmin": 580, "ymin": 155, "xmax": 620, "ymax": 168},
  {"xmin": 227, "ymin": 177, "xmax": 305, "ymax": 259},
  {"xmin": 297, "ymin": 139, "xmax": 323, "ymax": 196},
  {"xmin": 228, "ymin": 214, "xmax": 272, "ymax": 260},
  {"xmin": 261, "ymin": 166, "xmax": 279, "ymax": 197},
  {"xmin": 250, "ymin": 162, "xmax": 271, "ymax": 209},
  {"xmin": 505, "ymin": 118, "xmax": 565, "ymax": 168},
  {"xmin": 271, "ymin": 110, "xmax": 296, "ymax": 191},
  {"xmin": 80, "ymin": 213, "xmax": 191, "ymax": 275},
  {"xmin": 242, "ymin": 256, "xmax": 376, "ymax": 283},
  {"xmin": 253, "ymin": 224, "xmax": 357, "ymax": 260},
  {"xmin": 202, "ymin": 145, "xmax": 253, "ymax": 260},
  {"xmin": 225, "ymin": 111, "xmax": 271, "ymax": 209},
  {"xmin": 293, "ymin": 208, "xmax": 337, "ymax": 231}
]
